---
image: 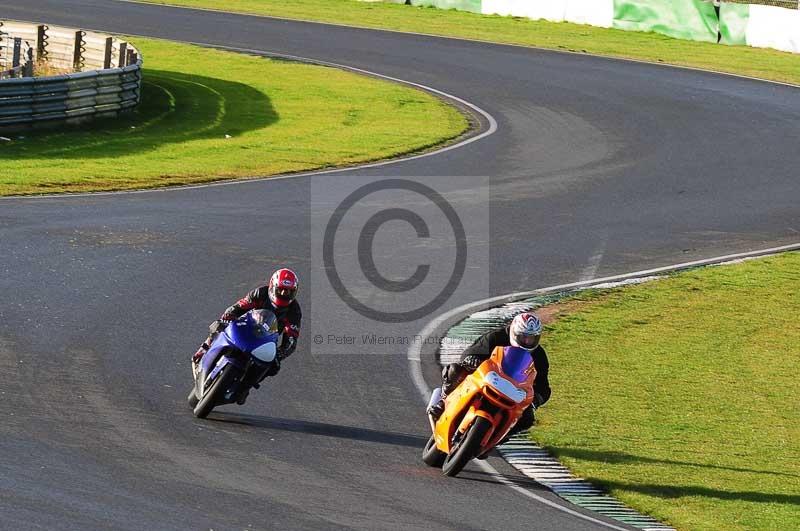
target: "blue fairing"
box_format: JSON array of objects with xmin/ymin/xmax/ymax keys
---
[
  {"xmin": 501, "ymin": 346, "xmax": 533, "ymax": 383},
  {"xmin": 200, "ymin": 311, "xmax": 280, "ymax": 378}
]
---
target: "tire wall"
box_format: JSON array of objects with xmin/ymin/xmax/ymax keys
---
[
  {"xmin": 720, "ymin": 3, "xmax": 750, "ymax": 46},
  {"xmin": 411, "ymin": 0, "xmax": 483, "ymax": 14},
  {"xmin": 481, "ymin": 0, "xmax": 614, "ymax": 27},
  {"xmin": 745, "ymin": 5, "xmax": 800, "ymax": 52},
  {"xmin": 612, "ymin": 0, "xmax": 719, "ymax": 42},
  {"xmin": 374, "ymin": 0, "xmax": 800, "ymax": 53}
]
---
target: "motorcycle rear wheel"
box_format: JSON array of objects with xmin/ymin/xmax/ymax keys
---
[
  {"xmin": 421, "ymin": 435, "xmax": 446, "ymax": 468},
  {"xmin": 442, "ymin": 417, "xmax": 492, "ymax": 477},
  {"xmin": 193, "ymin": 364, "xmax": 238, "ymax": 419}
]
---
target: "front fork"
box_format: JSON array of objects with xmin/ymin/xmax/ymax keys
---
[
  {"xmin": 194, "ymin": 351, "xmax": 245, "ymax": 399},
  {"xmin": 240, "ymin": 360, "xmax": 270, "ymax": 390}
]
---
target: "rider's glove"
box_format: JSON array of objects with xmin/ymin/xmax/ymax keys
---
[
  {"xmin": 278, "ymin": 337, "xmax": 296, "ymax": 361},
  {"xmin": 282, "ymin": 323, "xmax": 300, "ymax": 339},
  {"xmin": 461, "ymin": 355, "xmax": 484, "ymax": 372},
  {"xmin": 209, "ymin": 319, "xmax": 231, "ymax": 334}
]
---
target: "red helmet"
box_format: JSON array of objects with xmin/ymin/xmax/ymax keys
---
[{"xmin": 268, "ymin": 268, "xmax": 299, "ymax": 308}]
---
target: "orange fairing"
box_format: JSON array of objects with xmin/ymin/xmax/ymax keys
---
[{"xmin": 433, "ymin": 346, "xmax": 536, "ymax": 454}]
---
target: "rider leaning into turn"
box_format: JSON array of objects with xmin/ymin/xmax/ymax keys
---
[
  {"xmin": 428, "ymin": 312, "xmax": 551, "ymax": 437},
  {"xmin": 192, "ymin": 268, "xmax": 302, "ymax": 375}
]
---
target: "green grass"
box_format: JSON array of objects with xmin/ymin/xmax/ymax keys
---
[
  {"xmin": 137, "ymin": 0, "xmax": 800, "ymax": 86},
  {"xmin": 533, "ymin": 252, "xmax": 800, "ymax": 531},
  {"xmin": 0, "ymin": 38, "xmax": 467, "ymax": 195}
]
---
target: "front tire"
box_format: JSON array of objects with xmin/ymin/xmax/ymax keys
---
[
  {"xmin": 187, "ymin": 387, "xmax": 199, "ymax": 408},
  {"xmin": 421, "ymin": 435, "xmax": 446, "ymax": 468},
  {"xmin": 193, "ymin": 364, "xmax": 238, "ymax": 419},
  {"xmin": 442, "ymin": 417, "xmax": 492, "ymax": 477}
]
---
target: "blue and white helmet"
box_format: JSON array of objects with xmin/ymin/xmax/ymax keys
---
[{"xmin": 509, "ymin": 312, "xmax": 542, "ymax": 351}]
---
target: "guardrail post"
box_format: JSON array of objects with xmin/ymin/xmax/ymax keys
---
[
  {"xmin": 36, "ymin": 24, "xmax": 47, "ymax": 62},
  {"xmin": 103, "ymin": 37, "xmax": 113, "ymax": 69},
  {"xmin": 23, "ymin": 47, "xmax": 33, "ymax": 77},
  {"xmin": 118, "ymin": 42, "xmax": 127, "ymax": 67},
  {"xmin": 12, "ymin": 37, "xmax": 21, "ymax": 69},
  {"xmin": 73, "ymin": 30, "xmax": 84, "ymax": 71}
]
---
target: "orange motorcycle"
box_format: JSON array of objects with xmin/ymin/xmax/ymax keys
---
[{"xmin": 422, "ymin": 346, "xmax": 536, "ymax": 477}]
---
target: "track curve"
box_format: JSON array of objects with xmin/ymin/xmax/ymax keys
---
[{"xmin": 2, "ymin": 2, "xmax": 799, "ymax": 530}]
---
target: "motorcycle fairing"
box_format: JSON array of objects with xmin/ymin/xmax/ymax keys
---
[
  {"xmin": 226, "ymin": 313, "xmax": 280, "ymax": 354},
  {"xmin": 195, "ymin": 311, "xmax": 280, "ymax": 395}
]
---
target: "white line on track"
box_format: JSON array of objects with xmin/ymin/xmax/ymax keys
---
[
  {"xmin": 0, "ymin": 30, "xmax": 497, "ymax": 201},
  {"xmin": 407, "ymin": 242, "xmax": 800, "ymax": 530},
  {"xmin": 580, "ymin": 230, "xmax": 608, "ymax": 282}
]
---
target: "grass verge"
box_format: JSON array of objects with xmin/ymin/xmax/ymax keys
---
[
  {"xmin": 533, "ymin": 252, "xmax": 800, "ymax": 531},
  {"xmin": 0, "ymin": 38, "xmax": 467, "ymax": 195},
  {"xmin": 137, "ymin": 0, "xmax": 800, "ymax": 86}
]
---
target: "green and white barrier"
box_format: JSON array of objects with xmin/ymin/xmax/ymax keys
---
[
  {"xmin": 719, "ymin": 2, "xmax": 750, "ymax": 46},
  {"xmin": 375, "ymin": 0, "xmax": 800, "ymax": 54},
  {"xmin": 409, "ymin": 0, "xmax": 482, "ymax": 14},
  {"xmin": 746, "ymin": 4, "xmax": 800, "ymax": 52},
  {"xmin": 481, "ymin": 0, "xmax": 614, "ymax": 27},
  {"xmin": 612, "ymin": 0, "xmax": 719, "ymax": 42}
]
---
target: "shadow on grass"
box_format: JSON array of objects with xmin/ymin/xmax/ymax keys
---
[
  {"xmin": 460, "ymin": 465, "xmax": 799, "ymax": 506},
  {"xmin": 2, "ymin": 69, "xmax": 278, "ymax": 159},
  {"xmin": 550, "ymin": 447, "xmax": 800, "ymax": 479},
  {"xmin": 591, "ymin": 478, "xmax": 800, "ymax": 506},
  {"xmin": 209, "ymin": 412, "xmax": 427, "ymax": 449}
]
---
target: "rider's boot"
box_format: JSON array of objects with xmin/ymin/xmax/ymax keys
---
[
  {"xmin": 428, "ymin": 363, "xmax": 468, "ymax": 420},
  {"xmin": 236, "ymin": 388, "xmax": 250, "ymax": 405},
  {"xmin": 426, "ymin": 387, "xmax": 445, "ymax": 420}
]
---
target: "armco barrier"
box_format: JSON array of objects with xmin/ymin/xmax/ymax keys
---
[{"xmin": 0, "ymin": 20, "xmax": 142, "ymax": 129}]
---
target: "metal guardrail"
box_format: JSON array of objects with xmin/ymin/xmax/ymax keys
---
[
  {"xmin": 0, "ymin": 35, "xmax": 34, "ymax": 79},
  {"xmin": 0, "ymin": 20, "xmax": 142, "ymax": 128}
]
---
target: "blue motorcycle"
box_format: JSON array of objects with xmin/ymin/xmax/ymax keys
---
[{"xmin": 188, "ymin": 309, "xmax": 281, "ymax": 418}]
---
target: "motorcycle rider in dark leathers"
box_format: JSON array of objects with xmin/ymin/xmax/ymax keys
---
[
  {"xmin": 192, "ymin": 269, "xmax": 302, "ymax": 385},
  {"xmin": 428, "ymin": 312, "xmax": 551, "ymax": 437}
]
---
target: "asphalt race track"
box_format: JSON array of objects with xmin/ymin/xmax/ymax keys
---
[{"xmin": 2, "ymin": 2, "xmax": 799, "ymax": 529}]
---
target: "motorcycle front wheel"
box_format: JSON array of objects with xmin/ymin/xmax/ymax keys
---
[
  {"xmin": 442, "ymin": 416, "xmax": 492, "ymax": 477},
  {"xmin": 187, "ymin": 387, "xmax": 199, "ymax": 408},
  {"xmin": 421, "ymin": 435, "xmax": 446, "ymax": 468},
  {"xmin": 193, "ymin": 364, "xmax": 238, "ymax": 419}
]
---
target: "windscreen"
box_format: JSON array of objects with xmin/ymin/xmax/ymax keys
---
[
  {"xmin": 250, "ymin": 309, "xmax": 278, "ymax": 338},
  {"xmin": 501, "ymin": 346, "xmax": 533, "ymax": 383}
]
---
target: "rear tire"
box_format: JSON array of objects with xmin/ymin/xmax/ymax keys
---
[
  {"xmin": 442, "ymin": 417, "xmax": 492, "ymax": 477},
  {"xmin": 193, "ymin": 364, "xmax": 238, "ymax": 419},
  {"xmin": 421, "ymin": 435, "xmax": 446, "ymax": 468},
  {"xmin": 187, "ymin": 387, "xmax": 199, "ymax": 408}
]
